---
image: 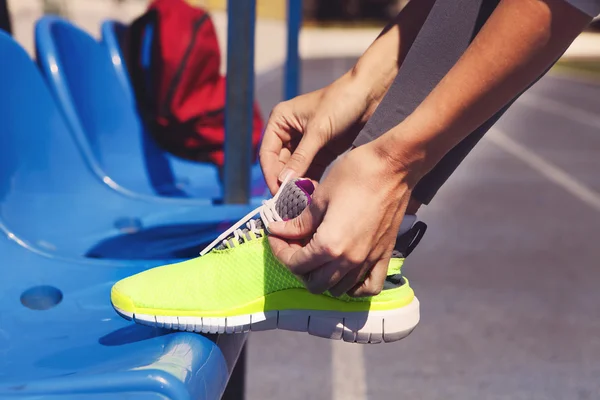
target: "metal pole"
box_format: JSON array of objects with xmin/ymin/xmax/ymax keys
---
[
  {"xmin": 224, "ymin": 0, "xmax": 256, "ymax": 204},
  {"xmin": 221, "ymin": 345, "xmax": 247, "ymax": 400},
  {"xmin": 0, "ymin": 0, "xmax": 12, "ymax": 35},
  {"xmin": 284, "ymin": 0, "xmax": 302, "ymax": 100}
]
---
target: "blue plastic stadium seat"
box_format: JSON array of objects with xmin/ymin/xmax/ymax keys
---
[
  {"xmin": 0, "ymin": 30, "xmax": 257, "ymax": 261},
  {"xmin": 0, "ymin": 229, "xmax": 240, "ymax": 399},
  {"xmin": 36, "ymin": 16, "xmax": 268, "ymax": 201},
  {"xmin": 101, "ymin": 19, "xmax": 133, "ymax": 103},
  {"xmin": 0, "ymin": 30, "xmax": 247, "ymax": 398}
]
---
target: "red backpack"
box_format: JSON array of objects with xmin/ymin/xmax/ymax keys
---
[{"xmin": 126, "ymin": 0, "xmax": 264, "ymax": 167}]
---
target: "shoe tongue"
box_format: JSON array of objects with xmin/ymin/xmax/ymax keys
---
[{"xmin": 274, "ymin": 178, "xmax": 315, "ymax": 220}]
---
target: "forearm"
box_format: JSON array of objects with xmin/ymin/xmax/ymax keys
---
[
  {"xmin": 329, "ymin": 0, "xmax": 436, "ymax": 120},
  {"xmin": 352, "ymin": 0, "xmax": 436, "ymax": 105},
  {"xmin": 379, "ymin": 0, "xmax": 591, "ymax": 183}
]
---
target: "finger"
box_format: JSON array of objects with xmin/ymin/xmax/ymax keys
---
[
  {"xmin": 259, "ymin": 130, "xmax": 287, "ymax": 195},
  {"xmin": 328, "ymin": 266, "xmax": 367, "ymax": 298},
  {"xmin": 303, "ymin": 258, "xmax": 357, "ymax": 294},
  {"xmin": 272, "ymin": 236, "xmax": 336, "ymax": 276},
  {"xmin": 267, "ymin": 200, "xmax": 325, "ymax": 240},
  {"xmin": 264, "ymin": 147, "xmax": 293, "ymax": 195},
  {"xmin": 278, "ymin": 134, "xmax": 323, "ymax": 184},
  {"xmin": 347, "ymin": 256, "xmax": 390, "ymax": 298},
  {"xmin": 278, "ymin": 146, "xmax": 292, "ymax": 165},
  {"xmin": 268, "ymin": 234, "xmax": 304, "ymax": 266}
]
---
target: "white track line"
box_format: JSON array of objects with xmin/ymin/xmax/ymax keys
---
[
  {"xmin": 518, "ymin": 94, "xmax": 600, "ymax": 130},
  {"xmin": 489, "ymin": 129, "xmax": 600, "ymax": 212},
  {"xmin": 332, "ymin": 340, "xmax": 367, "ymax": 400}
]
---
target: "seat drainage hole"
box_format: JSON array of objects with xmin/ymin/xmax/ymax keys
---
[{"xmin": 20, "ymin": 285, "xmax": 63, "ymax": 310}]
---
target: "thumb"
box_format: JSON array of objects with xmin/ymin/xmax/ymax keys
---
[
  {"xmin": 268, "ymin": 201, "xmax": 324, "ymax": 240},
  {"xmin": 278, "ymin": 133, "xmax": 323, "ymax": 183}
]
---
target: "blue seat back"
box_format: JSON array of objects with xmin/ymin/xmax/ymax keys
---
[
  {"xmin": 0, "ymin": 31, "xmax": 252, "ymax": 259},
  {"xmin": 100, "ymin": 19, "xmax": 133, "ymax": 103},
  {"xmin": 35, "ymin": 16, "xmax": 183, "ymax": 197},
  {"xmin": 0, "ymin": 30, "xmax": 121, "ymax": 248}
]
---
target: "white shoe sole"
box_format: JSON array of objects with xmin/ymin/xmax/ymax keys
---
[{"xmin": 114, "ymin": 296, "xmax": 419, "ymax": 344}]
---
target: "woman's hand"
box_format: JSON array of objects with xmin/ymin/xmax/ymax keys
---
[
  {"xmin": 267, "ymin": 139, "xmax": 416, "ymax": 297},
  {"xmin": 259, "ymin": 73, "xmax": 377, "ymax": 195}
]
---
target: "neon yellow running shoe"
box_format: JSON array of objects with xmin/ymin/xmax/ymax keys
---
[{"xmin": 111, "ymin": 178, "xmax": 426, "ymax": 344}]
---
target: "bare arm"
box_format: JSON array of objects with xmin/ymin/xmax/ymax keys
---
[
  {"xmin": 349, "ymin": 0, "xmax": 437, "ymax": 116},
  {"xmin": 374, "ymin": 0, "xmax": 592, "ymax": 183},
  {"xmin": 324, "ymin": 0, "xmax": 437, "ymax": 121},
  {"xmin": 259, "ymin": 0, "xmax": 437, "ymax": 191}
]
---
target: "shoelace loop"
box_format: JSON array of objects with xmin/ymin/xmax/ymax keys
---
[
  {"xmin": 229, "ymin": 219, "xmax": 262, "ymax": 246},
  {"xmin": 199, "ymin": 179, "xmax": 290, "ymax": 256},
  {"xmin": 221, "ymin": 200, "xmax": 282, "ymax": 249}
]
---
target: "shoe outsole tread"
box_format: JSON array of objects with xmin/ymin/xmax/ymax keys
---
[{"xmin": 113, "ymin": 297, "xmax": 419, "ymax": 344}]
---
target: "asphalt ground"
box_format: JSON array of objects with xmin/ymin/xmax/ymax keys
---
[{"xmin": 246, "ymin": 58, "xmax": 600, "ymax": 400}]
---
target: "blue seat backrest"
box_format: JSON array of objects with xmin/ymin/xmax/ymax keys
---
[
  {"xmin": 0, "ymin": 31, "xmax": 250, "ymax": 259},
  {"xmin": 100, "ymin": 20, "xmax": 133, "ymax": 102},
  {"xmin": 0, "ymin": 30, "xmax": 123, "ymax": 247},
  {"xmin": 35, "ymin": 17, "xmax": 182, "ymax": 196}
]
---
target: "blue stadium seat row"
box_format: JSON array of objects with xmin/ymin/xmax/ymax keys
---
[
  {"xmin": 0, "ymin": 15, "xmax": 260, "ymax": 398},
  {"xmin": 36, "ymin": 16, "xmax": 268, "ymax": 202}
]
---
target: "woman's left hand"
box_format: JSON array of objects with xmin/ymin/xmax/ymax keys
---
[{"xmin": 268, "ymin": 140, "xmax": 415, "ymax": 297}]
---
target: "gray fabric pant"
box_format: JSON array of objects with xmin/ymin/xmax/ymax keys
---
[{"xmin": 353, "ymin": 0, "xmax": 555, "ymax": 205}]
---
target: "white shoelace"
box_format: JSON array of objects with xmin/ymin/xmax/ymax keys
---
[{"xmin": 199, "ymin": 178, "xmax": 290, "ymax": 256}]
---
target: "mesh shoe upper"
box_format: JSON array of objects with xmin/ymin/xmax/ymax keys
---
[{"xmin": 112, "ymin": 236, "xmax": 412, "ymax": 314}]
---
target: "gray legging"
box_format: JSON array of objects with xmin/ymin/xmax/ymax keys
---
[{"xmin": 353, "ymin": 0, "xmax": 558, "ymax": 205}]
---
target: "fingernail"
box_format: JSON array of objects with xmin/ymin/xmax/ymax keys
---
[
  {"xmin": 266, "ymin": 221, "xmax": 282, "ymax": 234},
  {"xmin": 278, "ymin": 168, "xmax": 296, "ymax": 183}
]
